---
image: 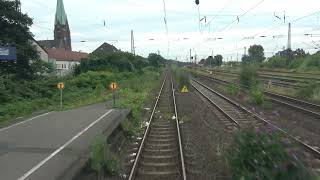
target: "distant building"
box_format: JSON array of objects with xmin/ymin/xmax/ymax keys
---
[
  {"xmin": 46, "ymin": 48, "xmax": 88, "ymax": 75},
  {"xmin": 38, "ymin": 0, "xmax": 71, "ymax": 51},
  {"xmin": 275, "ymin": 48, "xmax": 306, "ymax": 58},
  {"xmin": 92, "ymin": 42, "xmax": 119, "ymax": 54},
  {"xmin": 31, "ymin": 39, "xmax": 49, "ymax": 63}
]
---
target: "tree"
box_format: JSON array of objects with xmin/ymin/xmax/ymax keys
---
[
  {"xmin": 204, "ymin": 56, "xmax": 214, "ymax": 66},
  {"xmin": 0, "ymin": 0, "xmax": 39, "ymax": 79},
  {"xmin": 242, "ymin": 55, "xmax": 251, "ymax": 64},
  {"xmin": 247, "ymin": 45, "xmax": 265, "ymax": 63},
  {"xmin": 148, "ymin": 53, "xmax": 165, "ymax": 68},
  {"xmin": 199, "ymin": 59, "xmax": 205, "ymax": 65},
  {"xmin": 214, "ymin": 54, "xmax": 223, "ymax": 66}
]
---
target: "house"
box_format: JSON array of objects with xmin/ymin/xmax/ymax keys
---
[
  {"xmin": 46, "ymin": 48, "xmax": 88, "ymax": 75},
  {"xmin": 92, "ymin": 42, "xmax": 119, "ymax": 54},
  {"xmin": 31, "ymin": 39, "xmax": 49, "ymax": 63}
]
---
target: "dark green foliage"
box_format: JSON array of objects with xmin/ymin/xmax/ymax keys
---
[
  {"xmin": 240, "ymin": 64, "xmax": 259, "ymax": 88},
  {"xmin": 174, "ymin": 68, "xmax": 190, "ymax": 91},
  {"xmin": 296, "ymin": 82, "xmax": 320, "ymax": 102},
  {"xmin": 214, "ymin": 54, "xmax": 223, "ymax": 66},
  {"xmin": 74, "ymin": 52, "xmax": 148, "ymax": 75},
  {"xmin": 148, "ymin": 53, "xmax": 166, "ymax": 68},
  {"xmin": 264, "ymin": 52, "xmax": 320, "ymax": 70},
  {"xmin": 242, "ymin": 45, "xmax": 265, "ymax": 64},
  {"xmin": 0, "ymin": 68, "xmax": 159, "ymax": 123},
  {"xmin": 227, "ymin": 83, "xmax": 240, "ymax": 96},
  {"xmin": 226, "ymin": 129, "xmax": 313, "ymax": 180},
  {"xmin": 201, "ymin": 55, "xmax": 223, "ymax": 67},
  {"xmin": 90, "ymin": 137, "xmax": 118, "ymax": 177},
  {"xmin": 240, "ymin": 65, "xmax": 265, "ymax": 105},
  {"xmin": 249, "ymin": 86, "xmax": 265, "ymax": 105},
  {"xmin": 0, "ymin": 0, "xmax": 43, "ymax": 79}
]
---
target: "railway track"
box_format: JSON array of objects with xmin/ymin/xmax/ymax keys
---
[
  {"xmin": 128, "ymin": 72, "xmax": 186, "ymax": 180},
  {"xmin": 194, "ymin": 73, "xmax": 320, "ymax": 118},
  {"xmin": 202, "ymin": 69, "xmax": 305, "ymax": 89},
  {"xmin": 207, "ymin": 68, "xmax": 320, "ymax": 83},
  {"xmin": 191, "ymin": 78, "xmax": 320, "ymax": 174}
]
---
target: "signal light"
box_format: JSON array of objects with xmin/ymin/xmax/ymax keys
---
[{"xmin": 195, "ymin": 0, "xmax": 199, "ymax": 5}]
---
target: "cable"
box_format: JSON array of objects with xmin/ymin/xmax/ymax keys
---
[
  {"xmin": 162, "ymin": 0, "xmax": 170, "ymax": 58},
  {"xmin": 218, "ymin": 0, "xmax": 265, "ymax": 32}
]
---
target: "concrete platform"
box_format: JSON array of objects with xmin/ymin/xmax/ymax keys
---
[{"xmin": 0, "ymin": 103, "xmax": 130, "ymax": 180}]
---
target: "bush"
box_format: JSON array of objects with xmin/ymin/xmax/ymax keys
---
[
  {"xmin": 264, "ymin": 57, "xmax": 288, "ymax": 68},
  {"xmin": 90, "ymin": 137, "xmax": 119, "ymax": 178},
  {"xmin": 264, "ymin": 54, "xmax": 320, "ymax": 70},
  {"xmin": 226, "ymin": 129, "xmax": 313, "ymax": 180},
  {"xmin": 227, "ymin": 83, "xmax": 240, "ymax": 96},
  {"xmin": 296, "ymin": 83, "xmax": 320, "ymax": 103},
  {"xmin": 174, "ymin": 68, "xmax": 190, "ymax": 91},
  {"xmin": 249, "ymin": 86, "xmax": 265, "ymax": 105},
  {"xmin": 74, "ymin": 52, "xmax": 149, "ymax": 75},
  {"xmin": 240, "ymin": 64, "xmax": 259, "ymax": 88}
]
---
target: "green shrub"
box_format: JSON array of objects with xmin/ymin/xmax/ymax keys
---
[
  {"xmin": 264, "ymin": 57, "xmax": 287, "ymax": 68},
  {"xmin": 226, "ymin": 129, "xmax": 313, "ymax": 180},
  {"xmin": 264, "ymin": 54, "xmax": 320, "ymax": 70},
  {"xmin": 296, "ymin": 83, "xmax": 320, "ymax": 103},
  {"xmin": 74, "ymin": 52, "xmax": 150, "ymax": 75},
  {"xmin": 227, "ymin": 83, "xmax": 240, "ymax": 96},
  {"xmin": 0, "ymin": 67, "xmax": 160, "ymax": 123},
  {"xmin": 240, "ymin": 64, "xmax": 259, "ymax": 88},
  {"xmin": 249, "ymin": 86, "xmax": 265, "ymax": 105},
  {"xmin": 90, "ymin": 137, "xmax": 119, "ymax": 177},
  {"xmin": 174, "ymin": 68, "xmax": 190, "ymax": 91}
]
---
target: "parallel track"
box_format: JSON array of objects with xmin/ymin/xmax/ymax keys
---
[
  {"xmin": 195, "ymin": 73, "xmax": 320, "ymax": 118},
  {"xmin": 191, "ymin": 79, "xmax": 320, "ymax": 171},
  {"xmin": 207, "ymin": 68, "xmax": 320, "ymax": 83},
  {"xmin": 128, "ymin": 73, "xmax": 186, "ymax": 180},
  {"xmin": 202, "ymin": 69, "xmax": 305, "ymax": 89}
]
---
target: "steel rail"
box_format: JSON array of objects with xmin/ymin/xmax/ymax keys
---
[
  {"xmin": 171, "ymin": 77, "xmax": 187, "ymax": 180},
  {"xmin": 128, "ymin": 72, "xmax": 187, "ymax": 180},
  {"xmin": 194, "ymin": 73, "xmax": 320, "ymax": 117},
  {"xmin": 192, "ymin": 78, "xmax": 320, "ymax": 159},
  {"xmin": 202, "ymin": 69, "xmax": 306, "ymax": 88},
  {"xmin": 128, "ymin": 73, "xmax": 168, "ymax": 180},
  {"xmin": 191, "ymin": 82, "xmax": 240, "ymax": 127}
]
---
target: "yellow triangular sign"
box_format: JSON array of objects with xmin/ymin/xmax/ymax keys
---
[{"xmin": 181, "ymin": 86, "xmax": 189, "ymax": 93}]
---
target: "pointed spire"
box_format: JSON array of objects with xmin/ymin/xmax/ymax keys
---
[{"xmin": 55, "ymin": 0, "xmax": 68, "ymax": 25}]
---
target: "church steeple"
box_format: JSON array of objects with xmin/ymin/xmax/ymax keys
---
[
  {"xmin": 55, "ymin": 0, "xmax": 68, "ymax": 25},
  {"xmin": 54, "ymin": 0, "xmax": 72, "ymax": 50}
]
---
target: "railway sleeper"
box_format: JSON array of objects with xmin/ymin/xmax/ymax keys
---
[
  {"xmin": 149, "ymin": 130, "xmax": 175, "ymax": 135},
  {"xmin": 144, "ymin": 142, "xmax": 177, "ymax": 149},
  {"xmin": 141, "ymin": 155, "xmax": 179, "ymax": 163},
  {"xmin": 144, "ymin": 148, "xmax": 177, "ymax": 154},
  {"xmin": 147, "ymin": 137, "xmax": 176, "ymax": 143},
  {"xmin": 136, "ymin": 169, "xmax": 181, "ymax": 179}
]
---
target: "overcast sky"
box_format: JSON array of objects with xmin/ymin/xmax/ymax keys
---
[{"xmin": 21, "ymin": 0, "xmax": 320, "ymax": 61}]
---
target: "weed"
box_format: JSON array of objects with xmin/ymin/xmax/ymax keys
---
[
  {"xmin": 249, "ymin": 86, "xmax": 265, "ymax": 105},
  {"xmin": 240, "ymin": 64, "xmax": 259, "ymax": 88},
  {"xmin": 0, "ymin": 67, "xmax": 160, "ymax": 125},
  {"xmin": 227, "ymin": 84, "xmax": 240, "ymax": 96},
  {"xmin": 90, "ymin": 136, "xmax": 119, "ymax": 178},
  {"xmin": 296, "ymin": 82, "xmax": 320, "ymax": 103},
  {"xmin": 226, "ymin": 129, "xmax": 313, "ymax": 180},
  {"xmin": 174, "ymin": 68, "xmax": 190, "ymax": 91}
]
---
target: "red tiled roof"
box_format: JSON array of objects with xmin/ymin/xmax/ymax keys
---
[{"xmin": 46, "ymin": 48, "xmax": 88, "ymax": 61}]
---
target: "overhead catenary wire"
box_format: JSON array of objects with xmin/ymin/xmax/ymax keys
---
[
  {"xmin": 162, "ymin": 0, "xmax": 170, "ymax": 58},
  {"xmin": 218, "ymin": 0, "xmax": 265, "ymax": 32},
  {"xmin": 191, "ymin": 9, "xmax": 320, "ymax": 59},
  {"xmin": 187, "ymin": 0, "xmax": 265, "ymax": 57}
]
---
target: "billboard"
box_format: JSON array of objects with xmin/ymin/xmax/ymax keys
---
[{"xmin": 0, "ymin": 46, "xmax": 17, "ymax": 61}]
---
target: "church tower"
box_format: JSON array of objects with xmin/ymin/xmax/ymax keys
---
[{"xmin": 54, "ymin": 0, "xmax": 72, "ymax": 50}]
